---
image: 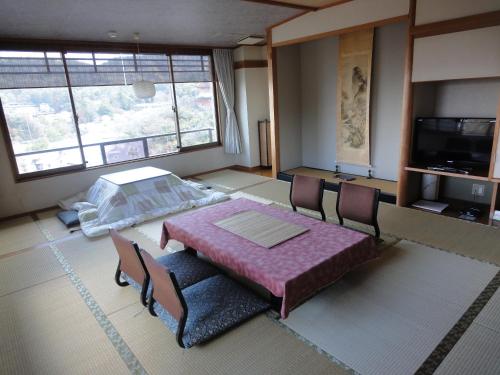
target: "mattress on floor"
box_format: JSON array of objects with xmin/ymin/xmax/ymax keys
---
[{"xmin": 65, "ymin": 167, "xmax": 228, "ymax": 237}]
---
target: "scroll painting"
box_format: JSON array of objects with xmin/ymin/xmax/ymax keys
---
[{"xmin": 336, "ymin": 28, "xmax": 374, "ymax": 166}]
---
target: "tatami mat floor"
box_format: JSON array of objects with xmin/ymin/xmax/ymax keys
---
[{"xmin": 0, "ymin": 169, "xmax": 499, "ymax": 374}]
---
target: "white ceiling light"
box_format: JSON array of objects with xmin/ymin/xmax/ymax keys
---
[
  {"xmin": 132, "ymin": 32, "xmax": 156, "ymax": 99},
  {"xmin": 237, "ymin": 35, "xmax": 265, "ymax": 45},
  {"xmin": 107, "ymin": 30, "xmax": 119, "ymax": 39}
]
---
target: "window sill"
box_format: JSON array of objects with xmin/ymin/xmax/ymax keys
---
[{"xmin": 14, "ymin": 142, "xmax": 223, "ymax": 183}]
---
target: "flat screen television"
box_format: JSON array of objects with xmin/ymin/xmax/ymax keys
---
[{"xmin": 411, "ymin": 117, "xmax": 496, "ymax": 171}]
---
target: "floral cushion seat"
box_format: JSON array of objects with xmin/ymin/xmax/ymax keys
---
[
  {"xmin": 122, "ymin": 251, "xmax": 219, "ymax": 293},
  {"xmin": 153, "ymin": 274, "xmax": 270, "ymax": 348}
]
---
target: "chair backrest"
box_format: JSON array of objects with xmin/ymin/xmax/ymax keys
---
[
  {"xmin": 289, "ymin": 174, "xmax": 326, "ymax": 221},
  {"xmin": 336, "ymin": 182, "xmax": 380, "ymax": 236},
  {"xmin": 141, "ymin": 250, "xmax": 186, "ymax": 323},
  {"xmin": 110, "ymin": 229, "xmax": 146, "ymax": 285}
]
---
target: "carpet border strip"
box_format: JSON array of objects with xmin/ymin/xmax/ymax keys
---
[
  {"xmin": 35, "ymin": 221, "xmax": 149, "ymax": 375},
  {"xmin": 415, "ymin": 270, "xmax": 500, "ymax": 374}
]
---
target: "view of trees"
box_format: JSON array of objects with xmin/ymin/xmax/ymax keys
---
[{"xmin": 1, "ymin": 78, "xmax": 217, "ymax": 174}]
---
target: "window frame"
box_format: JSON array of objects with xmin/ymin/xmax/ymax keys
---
[{"xmin": 0, "ymin": 41, "xmax": 222, "ymax": 182}]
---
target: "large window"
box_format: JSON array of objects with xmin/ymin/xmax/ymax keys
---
[{"xmin": 0, "ymin": 48, "xmax": 219, "ymax": 180}]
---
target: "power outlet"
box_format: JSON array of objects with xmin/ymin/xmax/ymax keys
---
[{"xmin": 472, "ymin": 184, "xmax": 485, "ymax": 197}]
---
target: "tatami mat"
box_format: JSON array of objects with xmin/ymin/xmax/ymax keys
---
[
  {"xmin": 0, "ymin": 277, "xmax": 130, "ymax": 375},
  {"xmin": 435, "ymin": 323, "xmax": 500, "ymax": 375},
  {"xmin": 194, "ymin": 169, "xmax": 271, "ymax": 191},
  {"xmin": 435, "ymin": 287, "xmax": 500, "ymax": 375},
  {"xmin": 377, "ymin": 203, "xmax": 500, "ymax": 265},
  {"xmin": 132, "ymin": 217, "xmax": 187, "ymax": 251},
  {"xmin": 278, "ymin": 241, "xmax": 499, "ymax": 375},
  {"xmin": 110, "ymin": 304, "xmax": 348, "ymax": 375},
  {"xmin": 55, "ymin": 229, "xmax": 165, "ymax": 315},
  {"xmin": 0, "ymin": 216, "xmax": 46, "ymax": 255},
  {"xmin": 37, "ymin": 208, "xmax": 75, "ymax": 241},
  {"xmin": 240, "ymin": 178, "xmax": 500, "ymax": 265},
  {"xmin": 0, "ymin": 245, "xmax": 66, "ymax": 297}
]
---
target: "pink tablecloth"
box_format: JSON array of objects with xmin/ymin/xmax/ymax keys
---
[{"xmin": 160, "ymin": 198, "xmax": 378, "ymax": 318}]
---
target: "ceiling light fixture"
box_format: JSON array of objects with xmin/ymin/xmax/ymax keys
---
[
  {"xmin": 237, "ymin": 35, "xmax": 265, "ymax": 45},
  {"xmin": 132, "ymin": 32, "xmax": 156, "ymax": 99},
  {"xmin": 107, "ymin": 30, "xmax": 119, "ymax": 39}
]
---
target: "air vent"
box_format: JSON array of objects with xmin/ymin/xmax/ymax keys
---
[{"xmin": 237, "ymin": 35, "xmax": 265, "ymax": 45}]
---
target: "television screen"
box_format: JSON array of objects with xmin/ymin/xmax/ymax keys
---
[{"xmin": 411, "ymin": 117, "xmax": 495, "ymax": 170}]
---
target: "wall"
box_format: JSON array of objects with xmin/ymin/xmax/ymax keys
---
[
  {"xmin": 434, "ymin": 78, "xmax": 500, "ymax": 118},
  {"xmin": 0, "ymin": 125, "xmax": 237, "ymax": 217},
  {"xmin": 413, "ymin": 26, "xmax": 500, "ymax": 82},
  {"xmin": 277, "ymin": 45, "xmax": 302, "ymax": 171},
  {"xmin": 272, "ymin": 0, "xmax": 409, "ymax": 46},
  {"xmin": 415, "ymin": 0, "xmax": 500, "ymax": 25},
  {"xmin": 234, "ymin": 46, "xmax": 270, "ymax": 167},
  {"xmin": 299, "ymin": 36, "xmax": 338, "ymax": 170},
  {"xmin": 290, "ymin": 21, "xmax": 407, "ymax": 180}
]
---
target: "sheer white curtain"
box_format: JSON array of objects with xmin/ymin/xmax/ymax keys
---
[{"xmin": 213, "ymin": 49, "xmax": 242, "ymax": 154}]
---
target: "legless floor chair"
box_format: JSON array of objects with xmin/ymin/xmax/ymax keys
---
[
  {"xmin": 142, "ymin": 250, "xmax": 270, "ymax": 348},
  {"xmin": 289, "ymin": 174, "xmax": 326, "ymax": 221},
  {"xmin": 336, "ymin": 182, "xmax": 381, "ymax": 238},
  {"xmin": 110, "ymin": 229, "xmax": 219, "ymax": 306}
]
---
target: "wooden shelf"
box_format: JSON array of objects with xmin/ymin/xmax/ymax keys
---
[
  {"xmin": 410, "ymin": 198, "xmax": 491, "ymax": 225},
  {"xmin": 404, "ymin": 166, "xmax": 490, "ymax": 181}
]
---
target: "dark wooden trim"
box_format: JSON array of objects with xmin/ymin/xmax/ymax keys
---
[
  {"xmin": 272, "ymin": 15, "xmax": 409, "ymax": 47},
  {"xmin": 318, "ymin": 0, "xmax": 353, "ymax": 10},
  {"xmin": 0, "ymin": 99, "xmax": 22, "ymax": 178},
  {"xmin": 0, "ymin": 205, "xmax": 59, "ymax": 222},
  {"xmin": 234, "ymin": 60, "xmax": 268, "ymax": 69},
  {"xmin": 181, "ymin": 165, "xmax": 238, "ymax": 179},
  {"xmin": 412, "ymin": 10, "xmax": 500, "ymax": 39},
  {"xmin": 242, "ymin": 0, "xmax": 318, "ymax": 11},
  {"xmin": 396, "ymin": 0, "xmax": 416, "ymax": 207},
  {"xmin": 0, "ymin": 37, "xmax": 221, "ymax": 54},
  {"xmin": 230, "ymin": 165, "xmax": 269, "ymax": 173},
  {"xmin": 61, "ymin": 52, "xmax": 86, "ymax": 167}
]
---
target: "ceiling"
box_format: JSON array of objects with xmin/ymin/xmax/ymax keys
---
[
  {"xmin": 258, "ymin": 0, "xmax": 343, "ymax": 8},
  {"xmin": 0, "ymin": 0, "xmax": 301, "ymax": 47}
]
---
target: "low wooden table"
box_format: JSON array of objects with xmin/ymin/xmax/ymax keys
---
[{"xmin": 160, "ymin": 198, "xmax": 378, "ymax": 318}]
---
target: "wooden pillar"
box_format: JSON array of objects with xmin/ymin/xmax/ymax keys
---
[
  {"xmin": 267, "ymin": 28, "xmax": 280, "ymax": 178},
  {"xmin": 396, "ymin": 0, "xmax": 417, "ymax": 206}
]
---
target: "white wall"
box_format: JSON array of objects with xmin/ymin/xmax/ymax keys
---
[
  {"xmin": 277, "ymin": 45, "xmax": 302, "ymax": 171},
  {"xmin": 281, "ymin": 21, "xmax": 407, "ymax": 180},
  {"xmin": 300, "ymin": 36, "xmax": 338, "ymax": 170},
  {"xmin": 272, "ymin": 0, "xmax": 409, "ymax": 46},
  {"xmin": 0, "ymin": 126, "xmax": 237, "ymax": 217},
  {"xmin": 434, "ymin": 79, "xmax": 500, "ymax": 118},
  {"xmin": 413, "ymin": 26, "xmax": 500, "ymax": 82},
  {"xmin": 416, "ymin": 0, "xmax": 500, "ymax": 25},
  {"xmin": 234, "ymin": 46, "xmax": 270, "ymax": 167}
]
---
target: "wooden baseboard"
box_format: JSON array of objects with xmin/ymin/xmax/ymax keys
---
[
  {"xmin": 0, "ymin": 205, "xmax": 59, "ymax": 223},
  {"xmin": 230, "ymin": 165, "xmax": 270, "ymax": 172}
]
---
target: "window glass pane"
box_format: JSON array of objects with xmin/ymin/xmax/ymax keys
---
[
  {"xmin": 175, "ymin": 82, "xmax": 217, "ymax": 147},
  {"xmin": 83, "ymin": 145, "xmax": 103, "ymax": 167},
  {"xmin": 104, "ymin": 140, "xmax": 145, "ymax": 164},
  {"xmin": 147, "ymin": 135, "xmax": 178, "ymax": 156},
  {"xmin": 15, "ymin": 148, "xmax": 82, "ymax": 174},
  {"xmin": 72, "ymin": 83, "xmax": 178, "ymax": 148},
  {"xmin": 0, "ymin": 50, "xmax": 83, "ymax": 176}
]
